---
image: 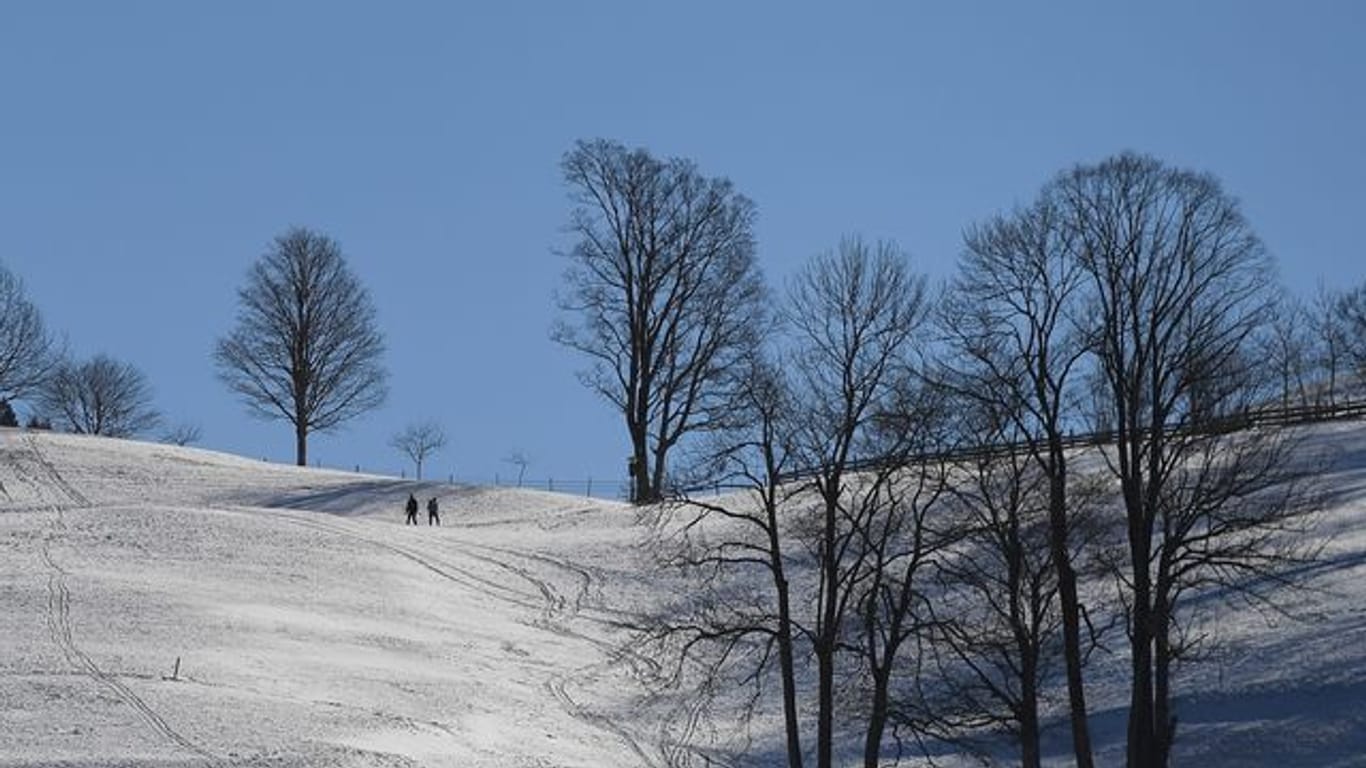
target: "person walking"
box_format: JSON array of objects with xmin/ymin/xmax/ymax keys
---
[
  {"xmin": 427, "ymin": 496, "xmax": 440, "ymax": 526},
  {"xmin": 404, "ymin": 493, "xmax": 419, "ymax": 525}
]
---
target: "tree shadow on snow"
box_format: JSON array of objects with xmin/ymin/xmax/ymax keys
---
[{"xmin": 238, "ymin": 479, "xmax": 484, "ymax": 518}]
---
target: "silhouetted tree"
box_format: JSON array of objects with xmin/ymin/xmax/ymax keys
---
[
  {"xmin": 502, "ymin": 451, "xmax": 531, "ymax": 487},
  {"xmin": 1338, "ymin": 282, "xmax": 1366, "ymax": 390},
  {"xmin": 37, "ymin": 354, "xmax": 161, "ymax": 437},
  {"xmin": 215, "ymin": 227, "xmax": 387, "ymax": 466},
  {"xmin": 940, "ymin": 196, "xmax": 1097, "ymax": 767},
  {"xmin": 787, "ymin": 238, "xmax": 933, "ymax": 768},
  {"xmin": 1059, "ymin": 153, "xmax": 1317, "ymax": 767},
  {"xmin": 644, "ymin": 239, "xmax": 941, "ymax": 768},
  {"xmin": 390, "ymin": 421, "xmax": 447, "ymax": 480},
  {"xmin": 1262, "ymin": 292, "xmax": 1313, "ymax": 409},
  {"xmin": 554, "ymin": 139, "xmax": 766, "ymax": 503},
  {"xmin": 1309, "ymin": 283, "xmax": 1351, "ymax": 407},
  {"xmin": 933, "ymin": 429, "xmax": 1058, "ymax": 768},
  {"xmin": 0, "ymin": 263, "xmax": 57, "ymax": 402}
]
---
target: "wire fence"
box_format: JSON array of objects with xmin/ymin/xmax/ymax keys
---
[
  {"xmin": 292, "ymin": 461, "xmax": 634, "ymax": 500},
  {"xmin": 279, "ymin": 397, "xmax": 1366, "ymax": 502},
  {"xmin": 778, "ymin": 396, "xmax": 1366, "ymax": 484}
]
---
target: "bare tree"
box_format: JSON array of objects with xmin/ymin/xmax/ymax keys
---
[
  {"xmin": 786, "ymin": 237, "xmax": 932, "ymax": 768},
  {"xmin": 940, "ymin": 196, "xmax": 1098, "ymax": 767},
  {"xmin": 502, "ymin": 451, "xmax": 531, "ymax": 487},
  {"xmin": 161, "ymin": 422, "xmax": 203, "ymax": 446},
  {"xmin": 554, "ymin": 139, "xmax": 766, "ymax": 503},
  {"xmin": 0, "ymin": 263, "xmax": 57, "ymax": 402},
  {"xmin": 1261, "ymin": 292, "xmax": 1313, "ymax": 409},
  {"xmin": 933, "ymin": 429, "xmax": 1059, "ymax": 768},
  {"xmin": 850, "ymin": 385, "xmax": 957, "ymax": 768},
  {"xmin": 1308, "ymin": 283, "xmax": 1350, "ymax": 407},
  {"xmin": 390, "ymin": 421, "xmax": 447, "ymax": 480},
  {"xmin": 1058, "ymin": 153, "xmax": 1318, "ymax": 767},
  {"xmin": 1337, "ymin": 282, "xmax": 1366, "ymax": 392},
  {"xmin": 214, "ymin": 227, "xmax": 387, "ymax": 466},
  {"xmin": 642, "ymin": 354, "xmax": 807, "ymax": 767},
  {"xmin": 643, "ymin": 239, "xmax": 938, "ymax": 768},
  {"xmin": 37, "ymin": 354, "xmax": 161, "ymax": 437}
]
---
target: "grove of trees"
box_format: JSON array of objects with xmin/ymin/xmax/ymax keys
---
[
  {"xmin": 2, "ymin": 135, "xmax": 1362, "ymax": 767},
  {"xmin": 622, "ymin": 150, "xmax": 1334, "ymax": 768}
]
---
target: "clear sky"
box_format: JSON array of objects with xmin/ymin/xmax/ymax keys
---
[{"xmin": 2, "ymin": 2, "xmax": 1363, "ymax": 493}]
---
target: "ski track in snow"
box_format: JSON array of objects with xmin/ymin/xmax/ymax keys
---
[
  {"xmin": 17, "ymin": 434, "xmax": 225, "ymax": 766},
  {"xmin": 221, "ymin": 503, "xmax": 666, "ymax": 765},
  {"xmin": 12, "ymin": 428, "xmax": 1359, "ymax": 765},
  {"xmin": 2, "ymin": 432, "xmax": 667, "ymax": 765}
]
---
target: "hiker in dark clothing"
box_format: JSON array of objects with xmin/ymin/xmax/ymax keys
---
[
  {"xmin": 427, "ymin": 497, "xmax": 440, "ymax": 526},
  {"xmin": 405, "ymin": 493, "xmax": 419, "ymax": 525}
]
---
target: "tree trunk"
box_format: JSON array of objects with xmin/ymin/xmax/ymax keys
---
[
  {"xmin": 1126, "ymin": 523, "xmax": 1154, "ymax": 768},
  {"xmin": 1048, "ymin": 455, "xmax": 1095, "ymax": 768},
  {"xmin": 1020, "ymin": 650, "xmax": 1042, "ymax": 768},
  {"xmin": 817, "ymin": 493, "xmax": 839, "ymax": 768},
  {"xmin": 775, "ymin": 575, "xmax": 804, "ymax": 768},
  {"xmin": 295, "ymin": 422, "xmax": 308, "ymax": 466},
  {"xmin": 862, "ymin": 666, "xmax": 892, "ymax": 768},
  {"xmin": 767, "ymin": 490, "xmax": 803, "ymax": 768},
  {"xmin": 1154, "ymin": 578, "xmax": 1175, "ymax": 768},
  {"xmin": 629, "ymin": 421, "xmax": 651, "ymax": 503},
  {"xmin": 816, "ymin": 640, "xmax": 834, "ymax": 768}
]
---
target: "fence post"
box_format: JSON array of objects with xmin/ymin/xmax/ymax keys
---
[{"xmin": 587, "ymin": 478, "xmax": 593, "ymax": 497}]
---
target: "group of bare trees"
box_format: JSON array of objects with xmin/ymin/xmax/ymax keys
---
[
  {"xmin": 564, "ymin": 148, "xmax": 1329, "ymax": 767},
  {"xmin": 1264, "ymin": 280, "xmax": 1366, "ymax": 409},
  {"xmin": 0, "ymin": 262, "xmax": 160, "ymax": 438},
  {"xmin": 0, "ymin": 225, "xmax": 391, "ymax": 459}
]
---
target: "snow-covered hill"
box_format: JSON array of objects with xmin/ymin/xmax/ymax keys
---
[
  {"xmin": 0, "ymin": 429, "xmax": 653, "ymax": 767},
  {"xmin": 2, "ymin": 423, "xmax": 1365, "ymax": 766}
]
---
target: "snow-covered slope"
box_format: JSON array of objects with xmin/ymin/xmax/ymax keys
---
[
  {"xmin": 2, "ymin": 423, "xmax": 1365, "ymax": 767},
  {"xmin": 0, "ymin": 429, "xmax": 653, "ymax": 767}
]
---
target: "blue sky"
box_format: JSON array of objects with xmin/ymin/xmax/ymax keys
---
[{"xmin": 2, "ymin": 2, "xmax": 1363, "ymax": 492}]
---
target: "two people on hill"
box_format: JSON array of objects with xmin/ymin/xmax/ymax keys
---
[{"xmin": 405, "ymin": 493, "xmax": 440, "ymax": 526}]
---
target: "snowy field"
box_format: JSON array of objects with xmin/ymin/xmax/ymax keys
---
[
  {"xmin": 0, "ymin": 429, "xmax": 657, "ymax": 767},
  {"xmin": 2, "ymin": 424, "xmax": 1365, "ymax": 766}
]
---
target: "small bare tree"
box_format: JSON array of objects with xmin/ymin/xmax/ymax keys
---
[
  {"xmin": 1337, "ymin": 282, "xmax": 1366, "ymax": 391},
  {"xmin": 555, "ymin": 139, "xmax": 766, "ymax": 503},
  {"xmin": 215, "ymin": 227, "xmax": 388, "ymax": 466},
  {"xmin": 1261, "ymin": 292, "xmax": 1313, "ymax": 409},
  {"xmin": 0, "ymin": 263, "xmax": 57, "ymax": 402},
  {"xmin": 933, "ymin": 435, "xmax": 1059, "ymax": 768},
  {"xmin": 502, "ymin": 451, "xmax": 531, "ymax": 486},
  {"xmin": 161, "ymin": 422, "xmax": 203, "ymax": 446},
  {"xmin": 390, "ymin": 421, "xmax": 447, "ymax": 480},
  {"xmin": 37, "ymin": 354, "xmax": 161, "ymax": 437},
  {"xmin": 1307, "ymin": 283, "xmax": 1350, "ymax": 407}
]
